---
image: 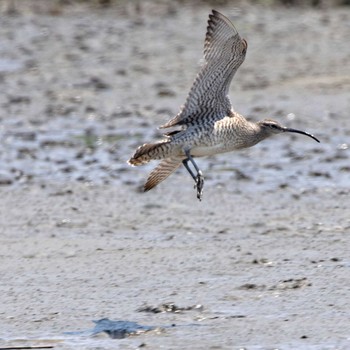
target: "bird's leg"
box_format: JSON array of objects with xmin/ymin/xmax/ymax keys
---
[
  {"xmin": 182, "ymin": 159, "xmax": 196, "ymax": 181},
  {"xmin": 183, "ymin": 150, "xmax": 204, "ymax": 201}
]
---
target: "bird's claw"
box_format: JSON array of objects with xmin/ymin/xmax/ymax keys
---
[{"xmin": 194, "ymin": 171, "xmax": 204, "ymax": 201}]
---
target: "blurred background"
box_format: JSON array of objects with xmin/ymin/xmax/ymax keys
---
[
  {"xmin": 1, "ymin": 2, "xmax": 350, "ymax": 348},
  {"xmin": 0, "ymin": 0, "xmax": 349, "ymax": 191}
]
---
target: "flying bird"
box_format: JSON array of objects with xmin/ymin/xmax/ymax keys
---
[{"xmin": 128, "ymin": 10, "xmax": 319, "ymax": 201}]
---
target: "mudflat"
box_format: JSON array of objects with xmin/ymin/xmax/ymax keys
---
[{"xmin": 0, "ymin": 1, "xmax": 349, "ymax": 349}]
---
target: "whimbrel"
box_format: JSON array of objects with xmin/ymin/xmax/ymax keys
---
[{"xmin": 128, "ymin": 10, "xmax": 320, "ymax": 201}]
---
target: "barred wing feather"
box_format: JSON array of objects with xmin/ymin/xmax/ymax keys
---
[{"xmin": 160, "ymin": 10, "xmax": 247, "ymax": 129}]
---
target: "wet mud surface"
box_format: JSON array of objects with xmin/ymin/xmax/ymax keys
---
[
  {"xmin": 0, "ymin": 1, "xmax": 350, "ymax": 349},
  {"xmin": 66, "ymin": 318, "xmax": 159, "ymax": 339}
]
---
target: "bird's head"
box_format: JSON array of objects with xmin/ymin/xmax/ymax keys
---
[{"xmin": 257, "ymin": 119, "xmax": 320, "ymax": 142}]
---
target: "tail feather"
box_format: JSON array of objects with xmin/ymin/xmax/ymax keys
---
[
  {"xmin": 128, "ymin": 141, "xmax": 170, "ymax": 166},
  {"xmin": 144, "ymin": 157, "xmax": 182, "ymax": 191}
]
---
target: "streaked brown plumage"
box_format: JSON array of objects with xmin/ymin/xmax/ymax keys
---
[{"xmin": 128, "ymin": 10, "xmax": 319, "ymax": 200}]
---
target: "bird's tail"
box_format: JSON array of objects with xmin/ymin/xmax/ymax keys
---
[
  {"xmin": 144, "ymin": 157, "xmax": 183, "ymax": 191},
  {"xmin": 128, "ymin": 140, "xmax": 172, "ymax": 166}
]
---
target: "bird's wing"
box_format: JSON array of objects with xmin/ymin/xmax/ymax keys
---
[
  {"xmin": 144, "ymin": 157, "xmax": 183, "ymax": 191},
  {"xmin": 160, "ymin": 10, "xmax": 247, "ymax": 129}
]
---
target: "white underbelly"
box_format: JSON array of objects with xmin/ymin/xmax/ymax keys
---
[{"xmin": 190, "ymin": 144, "xmax": 228, "ymax": 157}]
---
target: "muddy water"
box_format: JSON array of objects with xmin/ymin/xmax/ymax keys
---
[{"xmin": 0, "ymin": 2, "xmax": 350, "ymax": 349}]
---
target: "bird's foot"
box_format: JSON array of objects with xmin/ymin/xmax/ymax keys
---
[{"xmin": 194, "ymin": 171, "xmax": 204, "ymax": 201}]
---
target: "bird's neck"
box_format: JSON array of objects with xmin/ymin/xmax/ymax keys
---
[
  {"xmin": 230, "ymin": 112, "xmax": 268, "ymax": 147},
  {"xmin": 243, "ymin": 122, "xmax": 269, "ymax": 147}
]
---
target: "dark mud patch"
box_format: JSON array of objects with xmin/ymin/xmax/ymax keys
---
[
  {"xmin": 91, "ymin": 318, "xmax": 158, "ymax": 339},
  {"xmin": 137, "ymin": 302, "xmax": 203, "ymax": 314},
  {"xmin": 65, "ymin": 318, "xmax": 160, "ymax": 339},
  {"xmin": 239, "ymin": 277, "xmax": 311, "ymax": 291}
]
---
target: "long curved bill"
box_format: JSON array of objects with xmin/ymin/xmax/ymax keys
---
[{"xmin": 284, "ymin": 128, "xmax": 320, "ymax": 143}]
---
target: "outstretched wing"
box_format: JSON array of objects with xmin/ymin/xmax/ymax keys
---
[{"xmin": 160, "ymin": 10, "xmax": 247, "ymax": 129}]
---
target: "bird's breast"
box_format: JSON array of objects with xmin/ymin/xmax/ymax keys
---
[{"xmin": 178, "ymin": 115, "xmax": 256, "ymax": 157}]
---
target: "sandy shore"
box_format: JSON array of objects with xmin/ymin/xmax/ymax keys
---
[{"xmin": 0, "ymin": 1, "xmax": 349, "ymax": 349}]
